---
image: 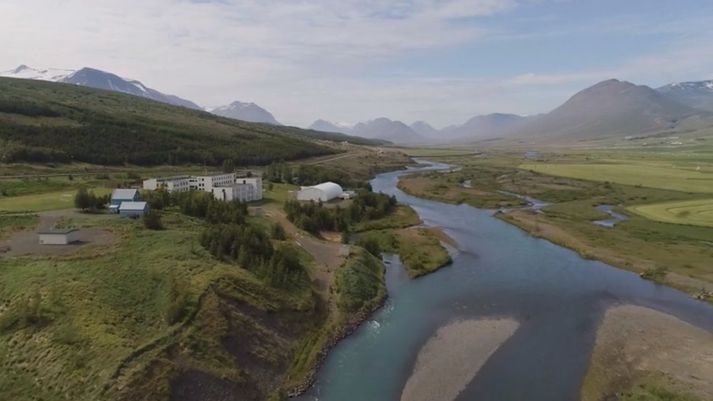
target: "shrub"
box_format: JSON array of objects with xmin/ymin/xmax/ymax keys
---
[
  {"xmin": 271, "ymin": 222, "xmax": 287, "ymax": 240},
  {"xmin": 143, "ymin": 210, "xmax": 164, "ymax": 230}
]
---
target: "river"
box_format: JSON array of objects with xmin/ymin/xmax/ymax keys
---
[{"xmin": 295, "ymin": 161, "xmax": 713, "ymax": 401}]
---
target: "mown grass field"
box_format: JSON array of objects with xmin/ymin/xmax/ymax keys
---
[
  {"xmin": 0, "ymin": 188, "xmax": 112, "ymax": 212},
  {"xmin": 628, "ymin": 199, "xmax": 713, "ymax": 228},
  {"xmin": 521, "ymin": 162, "xmax": 713, "ymax": 193}
]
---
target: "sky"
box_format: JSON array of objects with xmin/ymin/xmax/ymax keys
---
[{"xmin": 2, "ymin": 0, "xmax": 713, "ymax": 127}]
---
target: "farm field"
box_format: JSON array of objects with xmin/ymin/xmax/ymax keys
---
[
  {"xmin": 521, "ymin": 162, "xmax": 713, "ymax": 194},
  {"xmin": 628, "ymin": 199, "xmax": 713, "ymax": 228},
  {"xmin": 0, "ymin": 188, "xmax": 112, "ymax": 212}
]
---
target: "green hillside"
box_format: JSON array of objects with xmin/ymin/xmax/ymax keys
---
[{"xmin": 0, "ymin": 77, "xmax": 381, "ymax": 166}]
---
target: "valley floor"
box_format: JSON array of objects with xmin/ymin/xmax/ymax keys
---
[{"xmin": 397, "ymin": 148, "xmax": 713, "ymax": 301}]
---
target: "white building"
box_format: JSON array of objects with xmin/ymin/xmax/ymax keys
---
[
  {"xmin": 143, "ymin": 173, "xmax": 263, "ymax": 203},
  {"xmin": 38, "ymin": 229, "xmax": 79, "ymax": 245},
  {"xmin": 189, "ymin": 173, "xmax": 236, "ymax": 192},
  {"xmin": 212, "ymin": 177, "xmax": 263, "ymax": 203},
  {"xmin": 143, "ymin": 176, "xmax": 191, "ymax": 193},
  {"xmin": 297, "ymin": 182, "xmax": 344, "ymax": 202}
]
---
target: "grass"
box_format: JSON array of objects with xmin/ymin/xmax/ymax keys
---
[
  {"xmin": 620, "ymin": 384, "xmax": 701, "ymax": 401},
  {"xmin": 521, "ymin": 162, "xmax": 713, "ymax": 194},
  {"xmin": 397, "ymin": 150, "xmax": 713, "ymax": 297},
  {"xmin": 0, "ymin": 188, "xmax": 112, "ymax": 212},
  {"xmin": 358, "ymin": 227, "xmax": 452, "ymax": 278},
  {"xmin": 335, "ymin": 248, "xmax": 385, "ymax": 313},
  {"xmin": 0, "ymin": 214, "xmax": 37, "ymax": 239},
  {"xmin": 0, "ymin": 210, "xmax": 323, "ymax": 401},
  {"xmin": 353, "ymin": 205, "xmax": 421, "ymax": 232},
  {"xmin": 628, "ymin": 198, "xmax": 713, "ymax": 228}
]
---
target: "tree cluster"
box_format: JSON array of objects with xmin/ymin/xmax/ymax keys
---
[
  {"xmin": 263, "ymin": 161, "xmax": 370, "ymax": 190},
  {"xmin": 284, "ymin": 190, "xmax": 397, "ymax": 234},
  {"xmin": 144, "ymin": 190, "xmax": 249, "ymax": 225},
  {"xmin": 74, "ymin": 188, "xmax": 109, "ymax": 212},
  {"xmin": 200, "ymin": 223, "xmax": 308, "ymax": 289}
]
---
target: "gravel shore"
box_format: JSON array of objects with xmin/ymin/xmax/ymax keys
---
[
  {"xmin": 581, "ymin": 305, "xmax": 713, "ymax": 401},
  {"xmin": 400, "ymin": 318, "xmax": 519, "ymax": 401}
]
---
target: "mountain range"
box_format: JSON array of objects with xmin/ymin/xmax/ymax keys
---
[
  {"xmin": 0, "ymin": 65, "xmax": 280, "ymax": 124},
  {"xmin": 3, "ymin": 64, "xmax": 713, "ymax": 145},
  {"xmin": 310, "ymin": 78, "xmax": 713, "ymax": 145}
]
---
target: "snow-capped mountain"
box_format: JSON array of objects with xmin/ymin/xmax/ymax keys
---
[
  {"xmin": 1, "ymin": 65, "xmax": 201, "ymax": 110},
  {"xmin": 657, "ymin": 80, "xmax": 713, "ymax": 112},
  {"xmin": 210, "ymin": 101, "xmax": 280, "ymax": 125},
  {"xmin": 0, "ymin": 64, "xmax": 74, "ymax": 81}
]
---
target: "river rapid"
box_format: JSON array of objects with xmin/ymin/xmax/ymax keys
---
[{"xmin": 295, "ymin": 161, "xmax": 713, "ymax": 401}]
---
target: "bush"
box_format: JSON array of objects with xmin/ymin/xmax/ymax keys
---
[
  {"xmin": 143, "ymin": 210, "xmax": 164, "ymax": 230},
  {"xmin": 271, "ymin": 222, "xmax": 287, "ymax": 240},
  {"xmin": 357, "ymin": 236, "xmax": 382, "ymax": 258},
  {"xmin": 74, "ymin": 188, "xmax": 108, "ymax": 212}
]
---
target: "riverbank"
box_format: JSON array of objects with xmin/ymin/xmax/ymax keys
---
[
  {"xmin": 396, "ymin": 154, "xmax": 713, "ymax": 302},
  {"xmin": 400, "ymin": 318, "xmax": 519, "ymax": 401},
  {"xmin": 581, "ymin": 305, "xmax": 713, "ymax": 401}
]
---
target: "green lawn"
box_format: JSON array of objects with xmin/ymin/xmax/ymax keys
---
[
  {"xmin": 628, "ymin": 199, "xmax": 713, "ymax": 228},
  {"xmin": 521, "ymin": 163, "xmax": 713, "ymax": 194},
  {"xmin": 0, "ymin": 188, "xmax": 111, "ymax": 212}
]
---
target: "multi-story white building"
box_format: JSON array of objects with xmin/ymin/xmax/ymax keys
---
[
  {"xmin": 212, "ymin": 177, "xmax": 263, "ymax": 203},
  {"xmin": 143, "ymin": 176, "xmax": 191, "ymax": 193},
  {"xmin": 235, "ymin": 177, "xmax": 263, "ymax": 200},
  {"xmin": 144, "ymin": 173, "xmax": 263, "ymax": 203},
  {"xmin": 189, "ymin": 173, "xmax": 236, "ymax": 192}
]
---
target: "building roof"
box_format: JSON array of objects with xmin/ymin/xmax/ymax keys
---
[
  {"xmin": 119, "ymin": 201, "xmax": 148, "ymax": 211},
  {"xmin": 112, "ymin": 188, "xmax": 138, "ymax": 200},
  {"xmin": 301, "ymin": 181, "xmax": 343, "ymax": 199},
  {"xmin": 38, "ymin": 228, "xmax": 78, "ymax": 235}
]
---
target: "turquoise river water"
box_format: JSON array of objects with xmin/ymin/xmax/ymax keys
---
[{"xmin": 294, "ymin": 161, "xmax": 713, "ymax": 401}]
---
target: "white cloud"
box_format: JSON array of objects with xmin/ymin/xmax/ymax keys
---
[{"xmin": 1, "ymin": 0, "xmax": 712, "ymax": 127}]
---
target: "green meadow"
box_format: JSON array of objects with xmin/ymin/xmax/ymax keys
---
[
  {"xmin": 521, "ymin": 162, "xmax": 713, "ymax": 194},
  {"xmin": 629, "ymin": 198, "xmax": 713, "ymax": 228}
]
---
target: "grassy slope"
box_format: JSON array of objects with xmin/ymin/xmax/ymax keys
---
[
  {"xmin": 0, "ymin": 77, "xmax": 382, "ymax": 167},
  {"xmin": 0, "ymin": 210, "xmax": 325, "ymax": 401}
]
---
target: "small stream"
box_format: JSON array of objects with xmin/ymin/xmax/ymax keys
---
[
  {"xmin": 295, "ymin": 161, "xmax": 713, "ymax": 401},
  {"xmin": 593, "ymin": 204, "xmax": 629, "ymax": 228}
]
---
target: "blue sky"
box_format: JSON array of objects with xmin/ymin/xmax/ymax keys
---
[{"xmin": 2, "ymin": 0, "xmax": 713, "ymax": 127}]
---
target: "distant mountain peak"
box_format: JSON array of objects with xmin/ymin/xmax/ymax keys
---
[
  {"xmin": 13, "ymin": 64, "xmax": 30, "ymax": 73},
  {"xmin": 211, "ymin": 101, "xmax": 280, "ymax": 125},
  {"xmin": 657, "ymin": 79, "xmax": 713, "ymax": 112}
]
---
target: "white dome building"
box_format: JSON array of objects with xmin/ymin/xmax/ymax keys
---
[{"xmin": 296, "ymin": 181, "xmax": 344, "ymax": 202}]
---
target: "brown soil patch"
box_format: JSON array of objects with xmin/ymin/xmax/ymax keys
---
[
  {"xmin": 0, "ymin": 227, "xmax": 115, "ymax": 257},
  {"xmin": 581, "ymin": 305, "xmax": 713, "ymax": 401}
]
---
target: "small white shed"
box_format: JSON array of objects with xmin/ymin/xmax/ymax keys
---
[
  {"xmin": 38, "ymin": 229, "xmax": 79, "ymax": 245},
  {"xmin": 296, "ymin": 182, "xmax": 344, "ymax": 202}
]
